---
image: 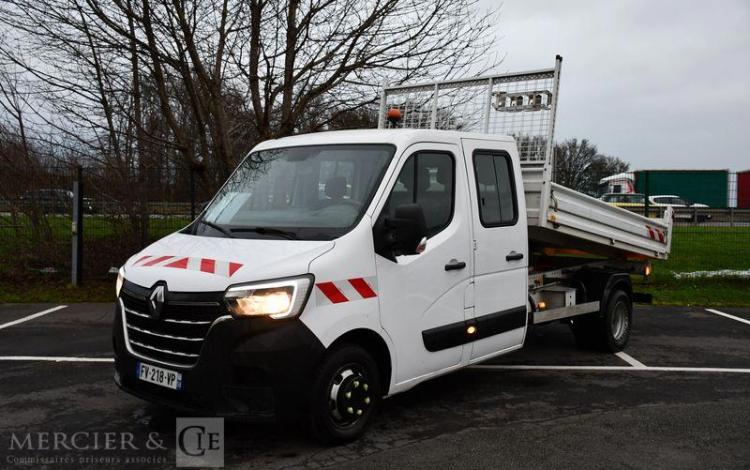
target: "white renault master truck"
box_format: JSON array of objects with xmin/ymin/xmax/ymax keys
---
[{"xmin": 113, "ymin": 61, "xmax": 672, "ymax": 443}]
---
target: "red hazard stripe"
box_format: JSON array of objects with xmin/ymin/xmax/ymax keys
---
[
  {"xmin": 228, "ymin": 262, "xmax": 243, "ymax": 277},
  {"xmin": 164, "ymin": 257, "xmax": 189, "ymax": 269},
  {"xmin": 657, "ymin": 230, "xmax": 665, "ymax": 243},
  {"xmin": 348, "ymin": 278, "xmax": 377, "ymax": 299},
  {"xmin": 645, "ymin": 226, "xmax": 655, "ymax": 240},
  {"xmin": 200, "ymin": 258, "xmax": 216, "ymax": 274},
  {"xmin": 142, "ymin": 255, "xmax": 172, "ymax": 267},
  {"xmin": 134, "ymin": 255, "xmax": 152, "ymax": 265},
  {"xmin": 317, "ymin": 282, "xmax": 348, "ymax": 304}
]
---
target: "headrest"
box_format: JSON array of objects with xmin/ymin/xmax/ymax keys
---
[
  {"xmin": 436, "ymin": 160, "xmax": 452, "ymax": 186},
  {"xmin": 417, "ymin": 166, "xmax": 431, "ymax": 192},
  {"xmin": 325, "ymin": 176, "xmax": 347, "ymax": 199},
  {"xmin": 397, "ymin": 165, "xmax": 413, "ymax": 191},
  {"xmin": 398, "ymin": 163, "xmax": 432, "ymax": 192}
]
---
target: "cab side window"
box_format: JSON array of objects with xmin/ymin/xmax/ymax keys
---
[
  {"xmin": 383, "ymin": 152, "xmax": 454, "ymax": 237},
  {"xmin": 473, "ymin": 151, "xmax": 517, "ymax": 226}
]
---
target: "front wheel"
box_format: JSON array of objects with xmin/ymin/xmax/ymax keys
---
[{"xmin": 308, "ymin": 344, "xmax": 381, "ymax": 444}]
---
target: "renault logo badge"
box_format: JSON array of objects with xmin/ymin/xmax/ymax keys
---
[{"xmin": 149, "ymin": 285, "xmax": 166, "ymax": 319}]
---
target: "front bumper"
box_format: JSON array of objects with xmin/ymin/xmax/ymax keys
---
[{"xmin": 113, "ymin": 303, "xmax": 325, "ymax": 421}]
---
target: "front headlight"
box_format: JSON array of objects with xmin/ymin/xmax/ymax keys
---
[
  {"xmin": 224, "ymin": 275, "xmax": 314, "ymax": 319},
  {"xmin": 115, "ymin": 267, "xmax": 125, "ymax": 297}
]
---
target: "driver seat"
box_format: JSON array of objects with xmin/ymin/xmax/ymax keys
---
[{"xmin": 320, "ymin": 176, "xmax": 348, "ymax": 207}]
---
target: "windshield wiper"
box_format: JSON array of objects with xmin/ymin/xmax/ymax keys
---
[
  {"xmin": 197, "ymin": 219, "xmax": 235, "ymax": 238},
  {"xmin": 230, "ymin": 227, "xmax": 298, "ymax": 240}
]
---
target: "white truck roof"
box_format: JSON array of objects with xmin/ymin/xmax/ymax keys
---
[{"xmin": 253, "ymin": 129, "xmax": 515, "ymax": 152}]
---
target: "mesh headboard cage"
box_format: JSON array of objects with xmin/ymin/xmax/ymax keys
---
[{"xmin": 378, "ymin": 56, "xmax": 562, "ymax": 166}]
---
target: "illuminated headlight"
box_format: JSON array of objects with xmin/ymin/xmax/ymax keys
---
[
  {"xmin": 224, "ymin": 275, "xmax": 313, "ymax": 319},
  {"xmin": 115, "ymin": 267, "xmax": 125, "ymax": 297}
]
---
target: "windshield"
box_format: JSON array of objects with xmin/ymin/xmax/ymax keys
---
[
  {"xmin": 629, "ymin": 194, "xmax": 645, "ymax": 203},
  {"xmin": 196, "ymin": 144, "xmax": 395, "ymax": 240},
  {"xmin": 655, "ymin": 196, "xmax": 687, "ymax": 205}
]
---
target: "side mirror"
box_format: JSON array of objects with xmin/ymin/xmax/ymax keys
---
[{"xmin": 374, "ymin": 203, "xmax": 429, "ymax": 261}]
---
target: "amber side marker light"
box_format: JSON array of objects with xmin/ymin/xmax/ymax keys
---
[
  {"xmin": 645, "ymin": 264, "xmax": 652, "ymax": 277},
  {"xmin": 467, "ymin": 325, "xmax": 477, "ymax": 335},
  {"xmin": 538, "ymin": 301, "xmax": 547, "ymax": 310}
]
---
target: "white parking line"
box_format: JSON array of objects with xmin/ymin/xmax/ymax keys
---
[
  {"xmin": 615, "ymin": 351, "xmax": 647, "ymax": 368},
  {"xmin": 705, "ymin": 308, "xmax": 750, "ymax": 327},
  {"xmin": 1, "ymin": 357, "xmax": 748, "ymax": 373},
  {"xmin": 0, "ymin": 356, "xmax": 113, "ymax": 363},
  {"xmin": 471, "ymin": 365, "xmax": 750, "ymax": 374},
  {"xmin": 0, "ymin": 305, "xmax": 67, "ymax": 330}
]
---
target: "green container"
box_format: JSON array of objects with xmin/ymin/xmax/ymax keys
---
[{"xmin": 635, "ymin": 170, "xmax": 728, "ymax": 208}]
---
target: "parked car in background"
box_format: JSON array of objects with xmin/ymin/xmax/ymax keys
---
[
  {"xmin": 600, "ymin": 193, "xmax": 660, "ymax": 217},
  {"xmin": 20, "ymin": 189, "xmax": 96, "ymax": 214},
  {"xmin": 601, "ymin": 193, "xmax": 646, "ymax": 207},
  {"xmin": 648, "ymin": 195, "xmax": 711, "ymax": 223}
]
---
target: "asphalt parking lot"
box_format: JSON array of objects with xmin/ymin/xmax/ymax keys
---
[{"xmin": 1, "ymin": 303, "xmax": 750, "ymax": 469}]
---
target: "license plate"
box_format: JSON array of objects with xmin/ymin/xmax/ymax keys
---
[{"xmin": 137, "ymin": 362, "xmax": 182, "ymax": 390}]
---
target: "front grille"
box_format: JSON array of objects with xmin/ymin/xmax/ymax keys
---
[{"xmin": 120, "ymin": 280, "xmax": 228, "ymax": 367}]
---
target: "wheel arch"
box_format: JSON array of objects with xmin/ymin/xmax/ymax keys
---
[
  {"xmin": 574, "ymin": 268, "xmax": 632, "ymax": 308},
  {"xmin": 328, "ymin": 328, "xmax": 393, "ymax": 394},
  {"xmin": 602, "ymin": 273, "xmax": 633, "ymax": 308}
]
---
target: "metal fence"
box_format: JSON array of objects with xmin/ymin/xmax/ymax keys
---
[
  {"xmin": 1, "ymin": 164, "xmax": 749, "ymax": 288},
  {"xmin": 0, "ymin": 164, "xmax": 217, "ymax": 284},
  {"xmin": 379, "ymin": 56, "xmax": 561, "ymax": 166},
  {"xmin": 596, "ymin": 170, "xmax": 750, "ymax": 277}
]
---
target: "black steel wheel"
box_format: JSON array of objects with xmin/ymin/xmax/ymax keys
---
[{"xmin": 308, "ymin": 344, "xmax": 381, "ymax": 444}]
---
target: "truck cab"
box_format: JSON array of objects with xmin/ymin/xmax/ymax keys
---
[{"xmin": 114, "ymin": 130, "xmax": 534, "ymax": 442}]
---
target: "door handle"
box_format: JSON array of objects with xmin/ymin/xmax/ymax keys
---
[
  {"xmin": 506, "ymin": 251, "xmax": 524, "ymax": 261},
  {"xmin": 445, "ymin": 259, "xmax": 466, "ymax": 271}
]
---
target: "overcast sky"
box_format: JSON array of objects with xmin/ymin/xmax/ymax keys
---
[{"xmin": 480, "ymin": 0, "xmax": 750, "ymax": 171}]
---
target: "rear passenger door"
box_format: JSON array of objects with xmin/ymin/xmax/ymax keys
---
[{"xmin": 461, "ymin": 138, "xmax": 529, "ymax": 362}]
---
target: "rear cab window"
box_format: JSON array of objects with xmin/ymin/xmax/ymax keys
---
[{"xmin": 472, "ymin": 151, "xmax": 518, "ymax": 226}]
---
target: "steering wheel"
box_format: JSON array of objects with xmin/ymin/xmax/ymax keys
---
[{"xmin": 318, "ymin": 199, "xmax": 363, "ymax": 213}]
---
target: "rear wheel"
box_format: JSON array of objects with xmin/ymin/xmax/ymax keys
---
[
  {"xmin": 308, "ymin": 344, "xmax": 381, "ymax": 444},
  {"xmin": 570, "ymin": 289, "xmax": 632, "ymax": 352},
  {"xmin": 605, "ymin": 290, "xmax": 632, "ymax": 351}
]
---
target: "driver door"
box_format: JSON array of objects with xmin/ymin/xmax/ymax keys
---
[{"xmin": 373, "ymin": 143, "xmax": 474, "ymax": 386}]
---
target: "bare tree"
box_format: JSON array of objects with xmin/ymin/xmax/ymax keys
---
[
  {"xmin": 0, "ymin": 0, "xmax": 498, "ymax": 173},
  {"xmin": 0, "ymin": 64, "xmax": 52, "ymax": 238},
  {"xmin": 554, "ymin": 138, "xmax": 630, "ymax": 196},
  {"xmin": 0, "ymin": 0, "xmax": 499, "ymax": 253}
]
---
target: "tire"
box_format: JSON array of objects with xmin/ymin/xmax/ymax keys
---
[
  {"xmin": 600, "ymin": 290, "xmax": 632, "ymax": 352},
  {"xmin": 308, "ymin": 344, "xmax": 381, "ymax": 444},
  {"xmin": 570, "ymin": 289, "xmax": 632, "ymax": 352}
]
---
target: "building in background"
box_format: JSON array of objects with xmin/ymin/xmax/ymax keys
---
[
  {"xmin": 738, "ymin": 170, "xmax": 750, "ymax": 209},
  {"xmin": 634, "ymin": 170, "xmax": 729, "ymax": 208}
]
